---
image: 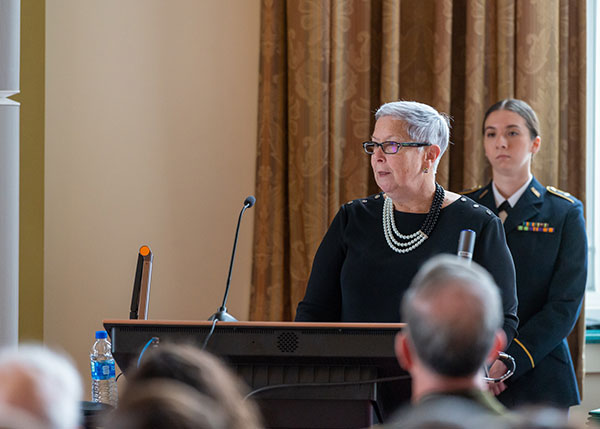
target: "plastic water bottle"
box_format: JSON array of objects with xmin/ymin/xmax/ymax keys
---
[{"xmin": 90, "ymin": 330, "xmax": 118, "ymax": 406}]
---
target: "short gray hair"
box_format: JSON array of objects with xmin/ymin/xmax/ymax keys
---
[
  {"xmin": 375, "ymin": 101, "xmax": 450, "ymax": 172},
  {"xmin": 0, "ymin": 344, "xmax": 83, "ymax": 429},
  {"xmin": 401, "ymin": 255, "xmax": 502, "ymax": 377}
]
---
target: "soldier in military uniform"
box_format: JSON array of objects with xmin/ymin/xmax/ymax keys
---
[{"xmin": 463, "ymin": 99, "xmax": 587, "ymax": 409}]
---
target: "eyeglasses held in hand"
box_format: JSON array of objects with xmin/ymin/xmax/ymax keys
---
[{"xmin": 362, "ymin": 141, "xmax": 432, "ymax": 155}]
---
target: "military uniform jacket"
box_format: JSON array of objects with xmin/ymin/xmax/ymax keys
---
[{"xmin": 465, "ymin": 177, "xmax": 587, "ymax": 408}]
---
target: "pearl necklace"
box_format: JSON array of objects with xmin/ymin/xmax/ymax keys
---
[{"xmin": 382, "ymin": 184, "xmax": 445, "ymax": 254}]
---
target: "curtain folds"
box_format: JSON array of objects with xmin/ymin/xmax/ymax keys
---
[{"xmin": 250, "ymin": 0, "xmax": 586, "ymax": 389}]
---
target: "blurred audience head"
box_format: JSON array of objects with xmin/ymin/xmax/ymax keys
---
[
  {"xmin": 106, "ymin": 379, "xmax": 228, "ymax": 429},
  {"xmin": 110, "ymin": 343, "xmax": 262, "ymax": 429},
  {"xmin": 0, "ymin": 344, "xmax": 82, "ymax": 429},
  {"xmin": 397, "ymin": 255, "xmax": 506, "ymax": 383}
]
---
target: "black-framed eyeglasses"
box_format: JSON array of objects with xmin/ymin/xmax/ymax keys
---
[{"xmin": 362, "ymin": 141, "xmax": 432, "ymax": 155}]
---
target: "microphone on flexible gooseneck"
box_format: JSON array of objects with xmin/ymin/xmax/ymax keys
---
[
  {"xmin": 457, "ymin": 229, "xmax": 476, "ymax": 262},
  {"xmin": 209, "ymin": 196, "xmax": 256, "ymax": 322}
]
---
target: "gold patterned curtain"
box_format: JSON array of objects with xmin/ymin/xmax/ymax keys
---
[{"xmin": 250, "ymin": 0, "xmax": 586, "ymax": 388}]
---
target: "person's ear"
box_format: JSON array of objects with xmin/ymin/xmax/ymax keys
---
[
  {"xmin": 424, "ymin": 145, "xmax": 441, "ymax": 171},
  {"xmin": 486, "ymin": 330, "xmax": 507, "ymax": 365},
  {"xmin": 531, "ymin": 136, "xmax": 541, "ymax": 155},
  {"xmin": 395, "ymin": 332, "xmax": 413, "ymax": 370}
]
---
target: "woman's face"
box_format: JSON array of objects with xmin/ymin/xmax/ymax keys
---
[
  {"xmin": 370, "ymin": 116, "xmax": 433, "ymax": 197},
  {"xmin": 483, "ymin": 109, "xmax": 540, "ymax": 177}
]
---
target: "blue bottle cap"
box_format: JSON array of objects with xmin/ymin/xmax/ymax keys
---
[{"xmin": 95, "ymin": 330, "xmax": 108, "ymax": 339}]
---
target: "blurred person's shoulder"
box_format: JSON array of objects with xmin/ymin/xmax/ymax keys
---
[{"xmin": 378, "ymin": 392, "xmax": 515, "ymax": 429}]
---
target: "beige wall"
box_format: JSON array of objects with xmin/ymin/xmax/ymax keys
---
[{"xmin": 45, "ymin": 0, "xmax": 260, "ymax": 389}]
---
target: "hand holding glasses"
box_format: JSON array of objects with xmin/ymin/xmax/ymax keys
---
[
  {"xmin": 362, "ymin": 141, "xmax": 432, "ymax": 155},
  {"xmin": 484, "ymin": 351, "xmax": 516, "ymax": 384}
]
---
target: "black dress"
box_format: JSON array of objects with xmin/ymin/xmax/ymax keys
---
[{"xmin": 295, "ymin": 192, "xmax": 519, "ymax": 344}]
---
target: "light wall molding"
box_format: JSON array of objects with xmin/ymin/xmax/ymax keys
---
[{"xmin": 0, "ymin": 0, "xmax": 20, "ymax": 347}]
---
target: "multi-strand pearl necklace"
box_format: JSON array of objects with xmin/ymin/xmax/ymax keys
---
[{"xmin": 382, "ymin": 183, "xmax": 445, "ymax": 254}]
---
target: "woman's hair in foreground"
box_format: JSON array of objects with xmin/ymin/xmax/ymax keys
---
[
  {"xmin": 106, "ymin": 379, "xmax": 228, "ymax": 429},
  {"xmin": 375, "ymin": 101, "xmax": 451, "ymax": 171},
  {"xmin": 482, "ymin": 98, "xmax": 540, "ymax": 140},
  {"xmin": 119, "ymin": 343, "xmax": 262, "ymax": 429}
]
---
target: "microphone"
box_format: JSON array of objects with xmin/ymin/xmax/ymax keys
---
[
  {"xmin": 209, "ymin": 196, "xmax": 256, "ymax": 322},
  {"xmin": 244, "ymin": 195, "xmax": 256, "ymax": 208},
  {"xmin": 130, "ymin": 245, "xmax": 154, "ymax": 320},
  {"xmin": 457, "ymin": 229, "xmax": 476, "ymax": 262}
]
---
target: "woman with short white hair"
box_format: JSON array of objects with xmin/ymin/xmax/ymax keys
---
[{"xmin": 295, "ymin": 100, "xmax": 518, "ymax": 346}]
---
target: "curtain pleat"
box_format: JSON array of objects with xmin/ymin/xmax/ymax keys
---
[
  {"xmin": 250, "ymin": 0, "xmax": 290, "ymax": 320},
  {"xmin": 431, "ymin": 0, "xmax": 453, "ymax": 186}
]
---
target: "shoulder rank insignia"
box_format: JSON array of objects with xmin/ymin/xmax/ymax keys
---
[
  {"xmin": 546, "ymin": 186, "xmax": 574, "ymax": 203},
  {"xmin": 517, "ymin": 221, "xmax": 554, "ymax": 233},
  {"xmin": 458, "ymin": 185, "xmax": 483, "ymax": 195}
]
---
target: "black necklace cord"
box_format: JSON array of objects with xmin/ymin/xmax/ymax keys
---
[{"xmin": 422, "ymin": 183, "xmax": 445, "ymax": 237}]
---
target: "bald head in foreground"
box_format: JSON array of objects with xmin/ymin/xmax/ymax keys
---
[{"xmin": 0, "ymin": 344, "xmax": 82, "ymax": 429}]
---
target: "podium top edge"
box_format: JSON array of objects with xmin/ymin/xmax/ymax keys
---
[{"xmin": 103, "ymin": 319, "xmax": 405, "ymax": 329}]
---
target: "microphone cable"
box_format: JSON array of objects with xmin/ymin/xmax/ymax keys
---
[
  {"xmin": 201, "ymin": 318, "xmax": 219, "ymax": 350},
  {"xmin": 243, "ymin": 374, "xmax": 411, "ymax": 423},
  {"xmin": 137, "ymin": 337, "xmax": 160, "ymax": 367},
  {"xmin": 244, "ymin": 374, "xmax": 411, "ymax": 400}
]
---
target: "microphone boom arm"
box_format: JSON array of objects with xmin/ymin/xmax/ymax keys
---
[{"xmin": 209, "ymin": 196, "xmax": 255, "ymax": 322}]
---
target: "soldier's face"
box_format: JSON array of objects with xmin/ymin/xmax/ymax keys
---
[{"xmin": 483, "ymin": 109, "xmax": 540, "ymax": 177}]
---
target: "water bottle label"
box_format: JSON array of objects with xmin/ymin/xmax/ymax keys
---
[{"xmin": 91, "ymin": 360, "xmax": 116, "ymax": 380}]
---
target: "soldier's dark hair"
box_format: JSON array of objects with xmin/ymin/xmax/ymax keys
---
[{"xmin": 482, "ymin": 98, "xmax": 540, "ymax": 140}]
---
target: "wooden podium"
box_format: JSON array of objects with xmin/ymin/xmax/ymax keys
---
[{"xmin": 103, "ymin": 320, "xmax": 410, "ymax": 428}]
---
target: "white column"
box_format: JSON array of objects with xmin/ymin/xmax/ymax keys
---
[{"xmin": 0, "ymin": 0, "xmax": 21, "ymax": 347}]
